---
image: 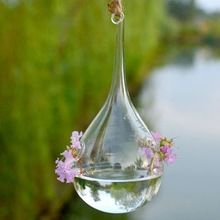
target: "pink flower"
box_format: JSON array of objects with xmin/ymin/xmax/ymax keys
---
[
  {"xmin": 55, "ymin": 150, "xmax": 79, "ymax": 183},
  {"xmin": 160, "ymin": 145, "xmax": 176, "ymax": 164},
  {"xmin": 62, "ymin": 149, "xmax": 73, "ymax": 160},
  {"xmin": 164, "ymin": 152, "xmax": 176, "ymax": 164},
  {"xmin": 141, "ymin": 147, "xmax": 154, "ymax": 159},
  {"xmin": 160, "ymin": 145, "xmax": 172, "ymax": 154},
  {"xmin": 55, "ymin": 131, "xmax": 83, "ymax": 183},
  {"xmin": 71, "ymin": 131, "xmax": 83, "ymax": 149},
  {"xmin": 152, "ymin": 131, "xmax": 162, "ymax": 142}
]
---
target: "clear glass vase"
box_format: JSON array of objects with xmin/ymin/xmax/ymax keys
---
[{"xmin": 73, "ymin": 16, "xmax": 163, "ymax": 214}]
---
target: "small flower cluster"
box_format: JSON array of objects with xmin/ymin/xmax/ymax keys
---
[
  {"xmin": 152, "ymin": 132, "xmax": 176, "ymax": 164},
  {"xmin": 140, "ymin": 132, "xmax": 176, "ymax": 164},
  {"xmin": 55, "ymin": 130, "xmax": 176, "ymax": 183},
  {"xmin": 55, "ymin": 131, "xmax": 83, "ymax": 183}
]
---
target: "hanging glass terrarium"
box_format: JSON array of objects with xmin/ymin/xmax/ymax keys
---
[{"xmin": 55, "ymin": 0, "xmax": 176, "ymax": 214}]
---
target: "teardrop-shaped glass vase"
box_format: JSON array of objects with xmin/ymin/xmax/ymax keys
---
[{"xmin": 74, "ymin": 17, "xmax": 163, "ymax": 214}]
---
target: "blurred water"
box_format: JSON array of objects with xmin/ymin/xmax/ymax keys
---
[{"xmin": 134, "ymin": 47, "xmax": 220, "ymax": 220}]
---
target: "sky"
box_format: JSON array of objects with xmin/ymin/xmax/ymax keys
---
[{"xmin": 196, "ymin": 0, "xmax": 220, "ymax": 12}]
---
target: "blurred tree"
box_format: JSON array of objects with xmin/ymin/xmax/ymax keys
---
[{"xmin": 166, "ymin": 0, "xmax": 196, "ymax": 21}]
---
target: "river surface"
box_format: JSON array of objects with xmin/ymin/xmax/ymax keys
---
[
  {"xmin": 134, "ymin": 47, "xmax": 220, "ymax": 220},
  {"xmin": 66, "ymin": 47, "xmax": 220, "ymax": 220}
]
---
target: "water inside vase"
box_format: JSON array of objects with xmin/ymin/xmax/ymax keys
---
[{"xmin": 74, "ymin": 169, "xmax": 161, "ymax": 213}]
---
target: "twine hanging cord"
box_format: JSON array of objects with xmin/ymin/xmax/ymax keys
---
[{"xmin": 108, "ymin": 0, "xmax": 124, "ymax": 18}]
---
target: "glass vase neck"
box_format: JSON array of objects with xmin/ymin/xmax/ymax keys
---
[{"xmin": 109, "ymin": 20, "xmax": 128, "ymax": 100}]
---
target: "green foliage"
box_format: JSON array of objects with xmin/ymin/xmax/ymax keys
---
[
  {"xmin": 0, "ymin": 0, "xmax": 166, "ymax": 219},
  {"xmin": 166, "ymin": 0, "xmax": 196, "ymax": 21},
  {"xmin": 164, "ymin": 0, "xmax": 220, "ymax": 45}
]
